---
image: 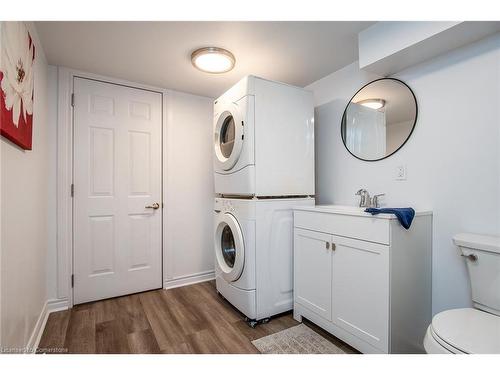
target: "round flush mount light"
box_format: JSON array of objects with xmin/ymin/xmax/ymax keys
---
[
  {"xmin": 191, "ymin": 47, "xmax": 235, "ymax": 74},
  {"xmin": 357, "ymin": 98, "xmax": 386, "ymax": 110}
]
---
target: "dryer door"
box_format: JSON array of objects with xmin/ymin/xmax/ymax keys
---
[
  {"xmin": 214, "ymin": 103, "xmax": 244, "ymax": 171},
  {"xmin": 215, "ymin": 213, "xmax": 245, "ymax": 282}
]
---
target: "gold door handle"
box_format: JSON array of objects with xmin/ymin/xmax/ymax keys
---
[{"xmin": 145, "ymin": 202, "xmax": 160, "ymax": 210}]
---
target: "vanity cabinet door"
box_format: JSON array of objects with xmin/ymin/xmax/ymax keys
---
[
  {"xmin": 294, "ymin": 228, "xmax": 333, "ymax": 321},
  {"xmin": 331, "ymin": 235, "xmax": 390, "ymax": 352}
]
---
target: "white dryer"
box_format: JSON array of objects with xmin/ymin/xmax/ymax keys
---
[
  {"xmin": 213, "ymin": 75, "xmax": 315, "ymax": 197},
  {"xmin": 214, "ymin": 196, "xmax": 314, "ymax": 324}
]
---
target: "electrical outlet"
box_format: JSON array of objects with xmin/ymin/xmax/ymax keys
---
[{"xmin": 395, "ymin": 165, "xmax": 407, "ymax": 180}]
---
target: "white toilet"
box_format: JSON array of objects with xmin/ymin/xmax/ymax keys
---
[{"xmin": 424, "ymin": 233, "xmax": 500, "ymax": 354}]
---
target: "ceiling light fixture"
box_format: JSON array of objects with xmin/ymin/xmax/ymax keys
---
[
  {"xmin": 191, "ymin": 47, "xmax": 235, "ymax": 74},
  {"xmin": 357, "ymin": 98, "xmax": 386, "ymax": 110}
]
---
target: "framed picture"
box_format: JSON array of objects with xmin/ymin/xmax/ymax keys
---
[{"xmin": 0, "ymin": 22, "xmax": 35, "ymax": 150}]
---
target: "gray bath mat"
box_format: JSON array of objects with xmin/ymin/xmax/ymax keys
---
[{"xmin": 252, "ymin": 324, "xmax": 346, "ymax": 354}]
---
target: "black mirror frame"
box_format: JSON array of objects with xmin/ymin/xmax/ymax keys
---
[{"xmin": 341, "ymin": 77, "xmax": 418, "ymax": 162}]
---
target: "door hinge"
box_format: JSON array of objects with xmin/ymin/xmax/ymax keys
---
[
  {"xmin": 71, "ymin": 93, "xmax": 75, "ymax": 107},
  {"xmin": 71, "ymin": 183, "xmax": 74, "ymax": 197},
  {"xmin": 71, "ymin": 274, "xmax": 74, "ymax": 288}
]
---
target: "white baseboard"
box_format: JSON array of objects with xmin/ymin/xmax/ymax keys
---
[
  {"xmin": 26, "ymin": 301, "xmax": 49, "ymax": 352},
  {"xmin": 47, "ymin": 298, "xmax": 69, "ymax": 313},
  {"xmin": 25, "ymin": 298, "xmax": 69, "ymax": 353},
  {"xmin": 163, "ymin": 270, "xmax": 215, "ymax": 290}
]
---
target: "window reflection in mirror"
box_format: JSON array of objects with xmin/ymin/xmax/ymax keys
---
[{"xmin": 341, "ymin": 78, "xmax": 417, "ymax": 161}]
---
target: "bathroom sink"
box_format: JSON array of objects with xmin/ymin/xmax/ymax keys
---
[
  {"xmin": 294, "ymin": 204, "xmax": 391, "ymax": 217},
  {"xmin": 294, "ymin": 205, "xmax": 432, "ymax": 218},
  {"xmin": 314, "ymin": 205, "xmax": 369, "ymax": 215},
  {"xmin": 318, "ymin": 205, "xmax": 367, "ymax": 213}
]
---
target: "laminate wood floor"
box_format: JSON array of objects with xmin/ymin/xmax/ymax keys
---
[{"xmin": 38, "ymin": 280, "xmax": 358, "ymax": 354}]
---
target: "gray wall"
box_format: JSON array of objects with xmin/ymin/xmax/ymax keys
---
[{"xmin": 1, "ymin": 22, "xmax": 49, "ymax": 348}]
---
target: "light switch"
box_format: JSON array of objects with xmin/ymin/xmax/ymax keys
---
[{"xmin": 395, "ymin": 165, "xmax": 407, "ymax": 180}]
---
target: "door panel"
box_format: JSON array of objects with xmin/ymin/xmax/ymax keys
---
[
  {"xmin": 129, "ymin": 131, "xmax": 151, "ymax": 195},
  {"xmin": 294, "ymin": 228, "xmax": 333, "ymax": 320},
  {"xmin": 89, "ymin": 127, "xmax": 114, "ymax": 195},
  {"xmin": 331, "ymin": 235, "xmax": 390, "ymax": 352},
  {"xmin": 89, "ymin": 215, "xmax": 115, "ymax": 275},
  {"xmin": 73, "ymin": 78, "xmax": 162, "ymax": 304},
  {"xmin": 128, "ymin": 214, "xmax": 151, "ymax": 270}
]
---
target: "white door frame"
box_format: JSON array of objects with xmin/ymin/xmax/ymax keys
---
[{"xmin": 56, "ymin": 67, "xmax": 169, "ymax": 308}]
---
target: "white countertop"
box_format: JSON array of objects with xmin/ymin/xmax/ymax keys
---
[{"xmin": 293, "ymin": 205, "xmax": 432, "ymax": 219}]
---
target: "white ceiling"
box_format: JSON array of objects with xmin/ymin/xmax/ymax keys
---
[{"xmin": 35, "ymin": 21, "xmax": 374, "ymax": 98}]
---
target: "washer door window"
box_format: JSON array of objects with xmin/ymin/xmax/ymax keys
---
[
  {"xmin": 220, "ymin": 116, "xmax": 235, "ymax": 159},
  {"xmin": 214, "ymin": 105, "xmax": 244, "ymax": 171},
  {"xmin": 215, "ymin": 213, "xmax": 245, "ymax": 282}
]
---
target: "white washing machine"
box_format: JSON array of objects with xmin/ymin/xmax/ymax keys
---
[
  {"xmin": 214, "ymin": 196, "xmax": 314, "ymax": 324},
  {"xmin": 213, "ymin": 75, "xmax": 315, "ymax": 197}
]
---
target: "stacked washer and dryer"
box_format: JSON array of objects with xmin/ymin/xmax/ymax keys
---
[{"xmin": 212, "ymin": 76, "xmax": 315, "ymax": 326}]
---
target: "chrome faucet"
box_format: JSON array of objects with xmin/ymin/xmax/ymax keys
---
[
  {"xmin": 356, "ymin": 189, "xmax": 371, "ymax": 207},
  {"xmin": 355, "ymin": 189, "xmax": 385, "ymax": 208},
  {"xmin": 371, "ymin": 193, "xmax": 385, "ymax": 208}
]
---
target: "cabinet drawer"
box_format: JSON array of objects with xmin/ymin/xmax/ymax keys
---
[{"xmin": 294, "ymin": 210, "xmax": 390, "ymax": 245}]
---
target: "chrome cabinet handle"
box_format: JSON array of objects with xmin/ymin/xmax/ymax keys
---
[
  {"xmin": 461, "ymin": 253, "xmax": 478, "ymax": 262},
  {"xmin": 145, "ymin": 202, "xmax": 160, "ymax": 210},
  {"xmin": 325, "ymin": 242, "xmax": 336, "ymax": 251}
]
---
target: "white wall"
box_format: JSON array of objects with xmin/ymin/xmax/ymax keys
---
[
  {"xmin": 358, "ymin": 22, "xmax": 460, "ymax": 68},
  {"xmin": 163, "ymin": 90, "xmax": 214, "ymax": 286},
  {"xmin": 306, "ymin": 33, "xmax": 500, "ymax": 315},
  {"xmin": 1, "ymin": 22, "xmax": 49, "ymax": 348}
]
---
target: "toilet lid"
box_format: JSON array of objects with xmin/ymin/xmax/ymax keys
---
[
  {"xmin": 453, "ymin": 233, "xmax": 500, "ymax": 254},
  {"xmin": 431, "ymin": 308, "xmax": 500, "ymax": 354}
]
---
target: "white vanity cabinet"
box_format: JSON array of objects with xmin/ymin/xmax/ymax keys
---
[{"xmin": 293, "ymin": 206, "xmax": 432, "ymax": 354}]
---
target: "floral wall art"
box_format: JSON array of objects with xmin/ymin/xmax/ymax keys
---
[{"xmin": 0, "ymin": 22, "xmax": 35, "ymax": 150}]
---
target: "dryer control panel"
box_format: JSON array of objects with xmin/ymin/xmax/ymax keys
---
[{"xmin": 214, "ymin": 198, "xmax": 235, "ymax": 213}]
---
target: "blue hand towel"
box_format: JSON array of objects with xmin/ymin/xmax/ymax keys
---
[{"xmin": 364, "ymin": 207, "xmax": 416, "ymax": 230}]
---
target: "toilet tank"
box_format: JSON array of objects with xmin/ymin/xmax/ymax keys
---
[{"xmin": 453, "ymin": 233, "xmax": 500, "ymax": 316}]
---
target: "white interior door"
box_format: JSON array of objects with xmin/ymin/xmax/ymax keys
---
[{"xmin": 73, "ymin": 77, "xmax": 162, "ymax": 304}]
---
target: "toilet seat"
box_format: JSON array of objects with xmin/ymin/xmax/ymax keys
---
[
  {"xmin": 424, "ymin": 326, "xmax": 463, "ymax": 353},
  {"xmin": 427, "ymin": 308, "xmax": 500, "ymax": 354}
]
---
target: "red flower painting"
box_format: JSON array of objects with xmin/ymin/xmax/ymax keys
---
[{"xmin": 0, "ymin": 22, "xmax": 35, "ymax": 150}]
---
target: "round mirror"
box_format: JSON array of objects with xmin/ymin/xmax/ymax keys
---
[{"xmin": 341, "ymin": 78, "xmax": 417, "ymax": 161}]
